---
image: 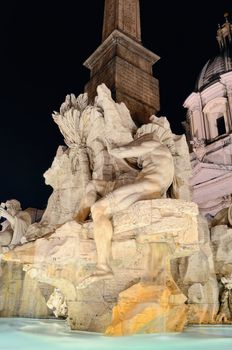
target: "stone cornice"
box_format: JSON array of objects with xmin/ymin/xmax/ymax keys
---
[
  {"xmin": 192, "ymin": 171, "xmax": 232, "ymax": 203},
  {"xmin": 83, "ymin": 29, "xmax": 160, "ymax": 70},
  {"xmin": 183, "ymin": 92, "xmax": 200, "ymax": 110},
  {"xmin": 192, "ymin": 161, "xmax": 232, "ymax": 173}
]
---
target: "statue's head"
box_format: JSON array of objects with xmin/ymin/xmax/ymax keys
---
[
  {"xmin": 43, "ymin": 146, "xmax": 73, "ymax": 188},
  {"xmin": 221, "ymin": 274, "xmax": 232, "ymax": 290},
  {"xmin": 134, "ymin": 115, "xmax": 176, "ymax": 155},
  {"xmin": 5, "ymin": 199, "xmax": 21, "ymax": 215}
]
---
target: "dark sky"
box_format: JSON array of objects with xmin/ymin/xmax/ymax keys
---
[{"xmin": 0, "ymin": 0, "xmax": 231, "ymax": 209}]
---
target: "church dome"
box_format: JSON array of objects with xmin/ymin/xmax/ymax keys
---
[
  {"xmin": 195, "ymin": 15, "xmax": 232, "ymax": 92},
  {"xmin": 195, "ymin": 54, "xmax": 229, "ymax": 91}
]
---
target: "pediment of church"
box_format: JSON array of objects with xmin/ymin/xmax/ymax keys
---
[{"xmin": 190, "ymin": 162, "xmax": 232, "ymax": 186}]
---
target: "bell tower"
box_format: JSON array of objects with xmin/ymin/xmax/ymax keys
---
[{"xmin": 83, "ymin": 0, "xmax": 160, "ymax": 125}]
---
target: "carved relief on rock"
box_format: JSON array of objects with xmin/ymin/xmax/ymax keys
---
[
  {"xmin": 216, "ymin": 274, "xmax": 232, "ymax": 323},
  {"xmin": 1, "ymin": 83, "xmax": 204, "ymax": 334},
  {"xmin": 47, "ymin": 288, "xmax": 68, "ymax": 318}
]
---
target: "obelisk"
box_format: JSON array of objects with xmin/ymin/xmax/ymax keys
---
[
  {"xmin": 102, "ymin": 0, "xmax": 141, "ymax": 42},
  {"xmin": 84, "ymin": 0, "xmax": 160, "ymax": 125}
]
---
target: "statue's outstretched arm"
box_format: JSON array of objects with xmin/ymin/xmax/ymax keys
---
[
  {"xmin": 0, "ymin": 207, "xmax": 15, "ymax": 226},
  {"xmin": 109, "ymin": 139, "xmax": 160, "ymax": 159}
]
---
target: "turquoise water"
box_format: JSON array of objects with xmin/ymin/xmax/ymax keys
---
[{"xmin": 0, "ymin": 318, "xmax": 232, "ymax": 350}]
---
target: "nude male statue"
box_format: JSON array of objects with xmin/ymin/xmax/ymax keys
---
[
  {"xmin": 75, "ymin": 84, "xmax": 138, "ymax": 223},
  {"xmin": 77, "ymin": 116, "xmax": 175, "ymax": 288}
]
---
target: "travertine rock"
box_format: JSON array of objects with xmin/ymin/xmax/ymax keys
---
[
  {"xmin": 105, "ymin": 282, "xmax": 187, "ymax": 335},
  {"xmin": 0, "ymin": 261, "xmax": 53, "ymax": 318},
  {"xmin": 2, "ymin": 199, "xmax": 199, "ymax": 334},
  {"xmin": 171, "ymin": 216, "xmax": 219, "ymax": 324}
]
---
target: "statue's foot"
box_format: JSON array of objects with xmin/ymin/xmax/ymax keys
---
[{"xmin": 76, "ymin": 269, "xmax": 114, "ymax": 289}]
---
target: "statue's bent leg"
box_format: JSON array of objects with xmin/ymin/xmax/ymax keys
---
[
  {"xmin": 76, "ymin": 197, "xmax": 114, "ymax": 289},
  {"xmin": 90, "ymin": 181, "xmax": 160, "ymax": 274},
  {"xmin": 0, "ymin": 230, "xmax": 12, "ymax": 246},
  {"xmin": 91, "ymin": 199, "xmax": 113, "ymax": 275},
  {"xmin": 75, "ymin": 181, "xmax": 98, "ymax": 222}
]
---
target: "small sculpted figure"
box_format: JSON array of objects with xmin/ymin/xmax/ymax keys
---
[
  {"xmin": 216, "ymin": 274, "xmax": 232, "ymax": 323},
  {"xmin": 211, "ymin": 204, "xmax": 232, "ymax": 228},
  {"xmin": 77, "ymin": 115, "xmax": 175, "ymax": 288},
  {"xmin": 47, "ymin": 288, "xmax": 68, "ymax": 318},
  {"xmin": 190, "ymin": 137, "xmax": 206, "ymax": 162},
  {"xmin": 0, "ymin": 199, "xmax": 31, "ymax": 249}
]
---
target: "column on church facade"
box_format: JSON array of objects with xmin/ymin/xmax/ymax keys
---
[
  {"xmin": 220, "ymin": 72, "xmax": 232, "ymax": 131},
  {"xmin": 184, "ymin": 92, "xmax": 206, "ymax": 140}
]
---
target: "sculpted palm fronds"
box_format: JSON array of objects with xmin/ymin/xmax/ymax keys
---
[{"xmin": 52, "ymin": 93, "xmax": 88, "ymax": 148}]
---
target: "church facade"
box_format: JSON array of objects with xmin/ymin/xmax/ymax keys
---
[{"xmin": 184, "ymin": 15, "xmax": 232, "ymax": 218}]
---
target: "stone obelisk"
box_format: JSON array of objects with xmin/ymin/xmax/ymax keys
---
[{"xmin": 84, "ymin": 0, "xmax": 160, "ymax": 125}]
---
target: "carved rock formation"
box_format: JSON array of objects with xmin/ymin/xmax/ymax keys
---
[
  {"xmin": 2, "ymin": 199, "xmax": 199, "ymax": 334},
  {"xmin": 0, "ymin": 84, "xmax": 215, "ymax": 335}
]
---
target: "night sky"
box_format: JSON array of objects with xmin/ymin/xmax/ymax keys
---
[{"xmin": 0, "ymin": 0, "xmax": 231, "ymax": 210}]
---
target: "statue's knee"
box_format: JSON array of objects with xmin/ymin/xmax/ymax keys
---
[
  {"xmin": 143, "ymin": 181, "xmax": 158, "ymax": 193},
  {"xmin": 91, "ymin": 203, "xmax": 102, "ymax": 221},
  {"xmin": 91, "ymin": 202, "xmax": 109, "ymax": 221}
]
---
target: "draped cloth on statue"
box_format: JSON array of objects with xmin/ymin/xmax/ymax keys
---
[{"xmin": 10, "ymin": 212, "xmax": 31, "ymax": 245}]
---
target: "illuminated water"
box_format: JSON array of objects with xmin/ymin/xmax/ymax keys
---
[{"xmin": 0, "ymin": 318, "xmax": 232, "ymax": 350}]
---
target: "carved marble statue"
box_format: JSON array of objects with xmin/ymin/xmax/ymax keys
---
[
  {"xmin": 77, "ymin": 114, "xmax": 176, "ymax": 287},
  {"xmin": 24, "ymin": 84, "xmax": 137, "ymax": 242},
  {"xmin": 216, "ymin": 274, "xmax": 232, "ymax": 323},
  {"xmin": 190, "ymin": 137, "xmax": 206, "ymax": 162},
  {"xmin": 75, "ymin": 84, "xmax": 138, "ymax": 222},
  {"xmin": 0, "ymin": 83, "xmax": 202, "ymax": 334},
  {"xmin": 0, "ymin": 200, "xmax": 31, "ymax": 249},
  {"xmin": 22, "ymin": 93, "xmax": 91, "ymax": 242},
  {"xmin": 211, "ymin": 204, "xmax": 232, "ymax": 227},
  {"xmin": 47, "ymin": 288, "xmax": 68, "ymax": 318}
]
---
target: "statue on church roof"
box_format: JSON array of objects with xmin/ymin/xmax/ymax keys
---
[{"xmin": 190, "ymin": 137, "xmax": 206, "ymax": 162}]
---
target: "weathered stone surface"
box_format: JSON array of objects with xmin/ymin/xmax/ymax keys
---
[
  {"xmin": 171, "ymin": 215, "xmax": 219, "ymax": 324},
  {"xmin": 0, "ymin": 261, "xmax": 53, "ymax": 318},
  {"xmin": 105, "ymin": 282, "xmax": 187, "ymax": 335},
  {"xmin": 84, "ymin": 26, "xmax": 160, "ymax": 125},
  {"xmin": 102, "ymin": 0, "xmax": 141, "ymax": 42}
]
